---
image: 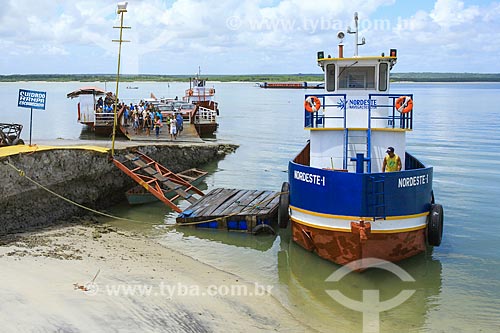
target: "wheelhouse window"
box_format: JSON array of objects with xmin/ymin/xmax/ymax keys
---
[
  {"xmin": 338, "ymin": 66, "xmax": 375, "ymax": 90},
  {"xmin": 379, "ymin": 63, "xmax": 388, "ymax": 91},
  {"xmin": 326, "ymin": 64, "xmax": 335, "ymax": 92}
]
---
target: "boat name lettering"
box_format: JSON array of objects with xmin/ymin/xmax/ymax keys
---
[
  {"xmin": 348, "ymin": 99, "xmax": 377, "ymax": 110},
  {"xmin": 398, "ymin": 174, "xmax": 429, "ymax": 188},
  {"xmin": 294, "ymin": 171, "xmax": 325, "ymax": 186}
]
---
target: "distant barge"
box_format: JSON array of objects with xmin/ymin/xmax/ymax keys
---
[{"xmin": 259, "ymin": 82, "xmax": 324, "ymax": 89}]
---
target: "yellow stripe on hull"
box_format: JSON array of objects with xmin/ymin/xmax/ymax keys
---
[
  {"xmin": 290, "ymin": 205, "xmax": 429, "ymax": 221},
  {"xmin": 290, "ymin": 206, "xmax": 428, "ymax": 234}
]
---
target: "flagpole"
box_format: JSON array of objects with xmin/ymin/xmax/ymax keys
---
[{"xmin": 111, "ymin": 2, "xmax": 130, "ymax": 156}]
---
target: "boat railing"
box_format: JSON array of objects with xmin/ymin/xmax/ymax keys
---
[
  {"xmin": 94, "ymin": 105, "xmax": 126, "ymax": 127},
  {"xmin": 368, "ymin": 93, "xmax": 413, "ymax": 130},
  {"xmin": 94, "ymin": 112, "xmax": 115, "ymax": 126},
  {"xmin": 303, "ymin": 93, "xmax": 414, "ymax": 130},
  {"xmin": 195, "ymin": 106, "xmax": 217, "ymax": 124},
  {"xmin": 304, "ymin": 93, "xmax": 347, "ymax": 128}
]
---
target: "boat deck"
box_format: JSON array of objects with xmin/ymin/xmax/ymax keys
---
[
  {"xmin": 120, "ymin": 123, "xmax": 204, "ymax": 143},
  {"xmin": 176, "ymin": 188, "xmax": 280, "ymax": 233}
]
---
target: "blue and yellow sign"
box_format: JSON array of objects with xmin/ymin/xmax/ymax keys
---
[{"xmin": 18, "ymin": 89, "xmax": 46, "ymax": 110}]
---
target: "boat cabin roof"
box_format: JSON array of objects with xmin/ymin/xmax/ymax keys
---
[
  {"xmin": 317, "ymin": 53, "xmax": 397, "ymax": 92},
  {"xmin": 318, "ymin": 55, "xmax": 397, "ymax": 62}
]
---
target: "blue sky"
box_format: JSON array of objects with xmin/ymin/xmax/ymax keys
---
[{"xmin": 0, "ymin": 0, "xmax": 499, "ymax": 74}]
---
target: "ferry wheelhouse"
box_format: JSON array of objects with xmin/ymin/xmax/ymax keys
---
[{"xmin": 282, "ymin": 13, "xmax": 444, "ymax": 267}]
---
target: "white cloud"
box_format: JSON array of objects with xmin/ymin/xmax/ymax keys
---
[
  {"xmin": 430, "ymin": 0, "xmax": 480, "ymax": 27},
  {"xmin": 0, "ymin": 0, "xmax": 500, "ymax": 74}
]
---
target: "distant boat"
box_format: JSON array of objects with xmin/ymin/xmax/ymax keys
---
[
  {"xmin": 183, "ymin": 74, "xmax": 220, "ymax": 136},
  {"xmin": 126, "ymin": 86, "xmax": 139, "ymax": 89},
  {"xmin": 125, "ymin": 168, "xmax": 208, "ymax": 205},
  {"xmin": 259, "ymin": 82, "xmax": 324, "ymax": 89}
]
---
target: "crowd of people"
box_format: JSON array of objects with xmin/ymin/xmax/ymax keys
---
[
  {"xmin": 124, "ymin": 100, "xmax": 183, "ymax": 139},
  {"xmin": 94, "ymin": 95, "xmax": 185, "ymax": 140}
]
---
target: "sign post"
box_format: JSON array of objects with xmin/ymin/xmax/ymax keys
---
[{"xmin": 17, "ymin": 89, "xmax": 46, "ymax": 146}]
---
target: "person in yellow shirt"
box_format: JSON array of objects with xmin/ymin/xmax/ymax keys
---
[{"xmin": 382, "ymin": 147, "xmax": 402, "ymax": 172}]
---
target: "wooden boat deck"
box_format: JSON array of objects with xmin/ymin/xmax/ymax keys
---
[
  {"xmin": 120, "ymin": 123, "xmax": 204, "ymax": 143},
  {"xmin": 176, "ymin": 188, "xmax": 280, "ymax": 233}
]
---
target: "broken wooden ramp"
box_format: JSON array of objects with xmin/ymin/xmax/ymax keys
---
[
  {"xmin": 176, "ymin": 188, "xmax": 280, "ymax": 234},
  {"xmin": 113, "ymin": 150, "xmax": 204, "ymax": 212}
]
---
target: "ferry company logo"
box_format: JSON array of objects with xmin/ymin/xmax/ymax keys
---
[
  {"xmin": 336, "ymin": 99, "xmax": 378, "ymax": 111},
  {"xmin": 337, "ymin": 99, "xmax": 347, "ymax": 111},
  {"xmin": 325, "ymin": 258, "xmax": 416, "ymax": 333}
]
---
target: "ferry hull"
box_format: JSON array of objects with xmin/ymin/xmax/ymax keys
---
[
  {"xmin": 291, "ymin": 220, "xmax": 426, "ymax": 266},
  {"xmin": 288, "ymin": 150, "xmax": 436, "ymax": 266}
]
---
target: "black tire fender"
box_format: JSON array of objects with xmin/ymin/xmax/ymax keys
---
[
  {"xmin": 278, "ymin": 182, "xmax": 290, "ymax": 229},
  {"xmin": 252, "ymin": 223, "xmax": 276, "ymax": 236},
  {"xmin": 427, "ymin": 203, "xmax": 444, "ymax": 246}
]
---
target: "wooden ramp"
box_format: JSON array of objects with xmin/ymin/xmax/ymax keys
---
[
  {"xmin": 176, "ymin": 188, "xmax": 280, "ymax": 233},
  {"xmin": 113, "ymin": 150, "xmax": 204, "ymax": 212}
]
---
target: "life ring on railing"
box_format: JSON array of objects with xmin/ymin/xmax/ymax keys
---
[
  {"xmin": 187, "ymin": 89, "xmax": 193, "ymax": 96},
  {"xmin": 209, "ymin": 88, "xmax": 215, "ymax": 95},
  {"xmin": 304, "ymin": 96, "xmax": 321, "ymax": 113},
  {"xmin": 395, "ymin": 96, "xmax": 413, "ymax": 114}
]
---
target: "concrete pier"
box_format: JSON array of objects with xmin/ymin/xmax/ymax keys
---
[{"xmin": 0, "ymin": 141, "xmax": 238, "ymax": 235}]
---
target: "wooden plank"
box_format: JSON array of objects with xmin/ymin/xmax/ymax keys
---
[
  {"xmin": 236, "ymin": 191, "xmax": 270, "ymax": 218},
  {"xmin": 212, "ymin": 189, "xmax": 252, "ymax": 216},
  {"xmin": 197, "ymin": 188, "xmax": 240, "ymax": 217},
  {"xmin": 182, "ymin": 188, "xmax": 226, "ymax": 219},
  {"xmin": 247, "ymin": 191, "xmax": 278, "ymax": 215},
  {"xmin": 176, "ymin": 187, "xmax": 281, "ymax": 230},
  {"xmin": 232, "ymin": 190, "xmax": 266, "ymax": 215}
]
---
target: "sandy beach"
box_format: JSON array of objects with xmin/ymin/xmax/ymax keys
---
[{"xmin": 0, "ymin": 220, "xmax": 311, "ymax": 332}]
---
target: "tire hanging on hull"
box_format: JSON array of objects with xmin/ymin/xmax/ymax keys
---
[
  {"xmin": 427, "ymin": 203, "xmax": 444, "ymax": 246},
  {"xmin": 278, "ymin": 182, "xmax": 290, "ymax": 228}
]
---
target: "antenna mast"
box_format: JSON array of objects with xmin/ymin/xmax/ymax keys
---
[
  {"xmin": 354, "ymin": 12, "xmax": 359, "ymax": 56},
  {"xmin": 347, "ymin": 12, "xmax": 365, "ymax": 57}
]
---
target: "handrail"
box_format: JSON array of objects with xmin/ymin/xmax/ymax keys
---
[
  {"xmin": 195, "ymin": 106, "xmax": 217, "ymax": 124},
  {"xmin": 368, "ymin": 93, "xmax": 413, "ymax": 130},
  {"xmin": 303, "ymin": 93, "xmax": 413, "ymax": 130},
  {"xmin": 303, "ymin": 93, "xmax": 347, "ymax": 128}
]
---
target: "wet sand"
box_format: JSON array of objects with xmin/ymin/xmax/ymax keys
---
[{"xmin": 0, "ymin": 221, "xmax": 311, "ymax": 332}]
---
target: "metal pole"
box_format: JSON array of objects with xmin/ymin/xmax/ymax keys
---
[
  {"xmin": 354, "ymin": 12, "xmax": 359, "ymax": 57},
  {"xmin": 111, "ymin": 11, "xmax": 125, "ymax": 156},
  {"xmin": 29, "ymin": 108, "xmax": 33, "ymax": 146}
]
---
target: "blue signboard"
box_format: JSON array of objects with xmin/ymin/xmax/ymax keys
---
[{"xmin": 18, "ymin": 89, "xmax": 46, "ymax": 110}]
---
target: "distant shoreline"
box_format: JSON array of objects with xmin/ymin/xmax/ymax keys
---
[{"xmin": 1, "ymin": 73, "xmax": 500, "ymax": 83}]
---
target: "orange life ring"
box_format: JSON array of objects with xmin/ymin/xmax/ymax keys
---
[
  {"xmin": 395, "ymin": 96, "xmax": 413, "ymax": 114},
  {"xmin": 187, "ymin": 89, "xmax": 193, "ymax": 96},
  {"xmin": 304, "ymin": 96, "xmax": 321, "ymax": 113},
  {"xmin": 209, "ymin": 88, "xmax": 215, "ymax": 95}
]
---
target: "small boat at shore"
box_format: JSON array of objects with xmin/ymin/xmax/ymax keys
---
[
  {"xmin": 66, "ymin": 87, "xmax": 126, "ymax": 136},
  {"xmin": 125, "ymin": 168, "xmax": 208, "ymax": 205},
  {"xmin": 126, "ymin": 86, "xmax": 139, "ymax": 89},
  {"xmin": 279, "ymin": 13, "xmax": 444, "ymax": 269}
]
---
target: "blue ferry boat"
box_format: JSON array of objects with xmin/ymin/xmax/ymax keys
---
[{"xmin": 279, "ymin": 13, "xmax": 444, "ymax": 267}]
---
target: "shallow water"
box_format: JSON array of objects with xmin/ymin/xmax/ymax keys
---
[{"xmin": 2, "ymin": 81, "xmax": 500, "ymax": 332}]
